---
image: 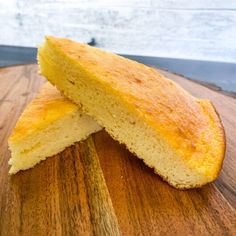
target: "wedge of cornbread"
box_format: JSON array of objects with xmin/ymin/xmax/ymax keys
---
[
  {"xmin": 38, "ymin": 36, "xmax": 225, "ymax": 189},
  {"xmin": 8, "ymin": 82, "xmax": 101, "ymax": 174}
]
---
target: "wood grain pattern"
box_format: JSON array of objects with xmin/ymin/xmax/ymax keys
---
[
  {"xmin": 79, "ymin": 137, "xmax": 120, "ymax": 236},
  {"xmin": 0, "ymin": 64, "xmax": 235, "ymax": 235},
  {"xmin": 95, "ymin": 131, "xmax": 236, "ymax": 235}
]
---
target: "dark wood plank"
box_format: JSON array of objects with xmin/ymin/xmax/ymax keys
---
[{"xmin": 0, "ymin": 64, "xmax": 235, "ymax": 235}]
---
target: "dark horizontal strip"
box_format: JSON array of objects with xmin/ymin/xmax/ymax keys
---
[{"xmin": 1, "ymin": 45, "xmax": 236, "ymax": 93}]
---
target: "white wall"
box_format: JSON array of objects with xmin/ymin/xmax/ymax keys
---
[{"xmin": 0, "ymin": 0, "xmax": 236, "ymax": 62}]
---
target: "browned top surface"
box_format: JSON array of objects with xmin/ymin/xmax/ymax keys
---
[
  {"xmin": 42, "ymin": 37, "xmax": 225, "ymax": 179},
  {"xmin": 0, "ymin": 64, "xmax": 235, "ymax": 235},
  {"xmin": 9, "ymin": 82, "xmax": 79, "ymax": 142}
]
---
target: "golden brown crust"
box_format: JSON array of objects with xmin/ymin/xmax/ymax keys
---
[
  {"xmin": 9, "ymin": 82, "xmax": 78, "ymax": 142},
  {"xmin": 205, "ymin": 100, "xmax": 226, "ymax": 179},
  {"xmin": 40, "ymin": 36, "xmax": 225, "ymax": 182}
]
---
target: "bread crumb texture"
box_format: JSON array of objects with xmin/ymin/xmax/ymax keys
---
[
  {"xmin": 8, "ymin": 82, "xmax": 101, "ymax": 174},
  {"xmin": 38, "ymin": 36, "xmax": 225, "ymax": 188}
]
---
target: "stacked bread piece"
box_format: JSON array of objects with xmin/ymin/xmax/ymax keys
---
[
  {"xmin": 8, "ymin": 82, "xmax": 101, "ymax": 174},
  {"xmin": 8, "ymin": 36, "xmax": 225, "ymax": 189}
]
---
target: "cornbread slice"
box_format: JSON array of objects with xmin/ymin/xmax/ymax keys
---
[
  {"xmin": 8, "ymin": 82, "xmax": 101, "ymax": 174},
  {"xmin": 38, "ymin": 36, "xmax": 225, "ymax": 188}
]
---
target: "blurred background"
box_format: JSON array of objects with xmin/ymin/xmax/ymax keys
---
[{"xmin": 0, "ymin": 0, "xmax": 236, "ymax": 91}]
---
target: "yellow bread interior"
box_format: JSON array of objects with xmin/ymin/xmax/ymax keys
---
[
  {"xmin": 8, "ymin": 82, "xmax": 101, "ymax": 174},
  {"xmin": 38, "ymin": 36, "xmax": 225, "ymax": 188}
]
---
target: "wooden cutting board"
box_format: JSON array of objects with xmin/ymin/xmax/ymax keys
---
[{"xmin": 0, "ymin": 64, "xmax": 235, "ymax": 235}]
